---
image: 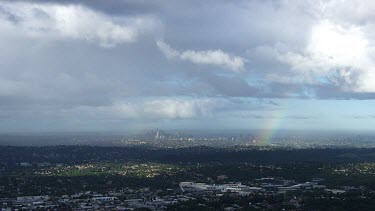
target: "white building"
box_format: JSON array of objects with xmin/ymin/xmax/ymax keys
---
[{"xmin": 92, "ymin": 196, "xmax": 118, "ymax": 202}]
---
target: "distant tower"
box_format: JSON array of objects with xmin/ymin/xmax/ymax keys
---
[{"xmin": 155, "ymin": 129, "xmax": 160, "ymax": 139}]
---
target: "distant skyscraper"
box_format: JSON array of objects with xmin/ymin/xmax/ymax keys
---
[{"xmin": 155, "ymin": 130, "xmax": 160, "ymax": 139}]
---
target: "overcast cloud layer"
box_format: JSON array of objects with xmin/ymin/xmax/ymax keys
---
[{"xmin": 1, "ymin": 0, "xmax": 375, "ymax": 132}]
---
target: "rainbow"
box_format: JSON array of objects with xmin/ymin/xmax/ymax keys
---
[{"xmin": 258, "ymin": 101, "xmax": 289, "ymax": 146}]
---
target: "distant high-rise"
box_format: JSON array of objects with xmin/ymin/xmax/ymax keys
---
[{"xmin": 155, "ymin": 129, "xmax": 160, "ymax": 139}]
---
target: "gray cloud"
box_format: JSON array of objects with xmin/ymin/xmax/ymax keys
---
[
  {"xmin": 0, "ymin": 0, "xmax": 375, "ymax": 131},
  {"xmin": 347, "ymin": 115, "xmax": 375, "ymax": 119}
]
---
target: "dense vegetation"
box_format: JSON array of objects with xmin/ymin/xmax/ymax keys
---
[
  {"xmin": 3, "ymin": 145, "xmax": 375, "ymax": 165},
  {"xmin": 3, "ymin": 146, "xmax": 375, "ymax": 210}
]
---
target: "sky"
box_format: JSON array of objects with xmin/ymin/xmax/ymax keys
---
[{"xmin": 1, "ymin": 0, "xmax": 375, "ymax": 133}]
